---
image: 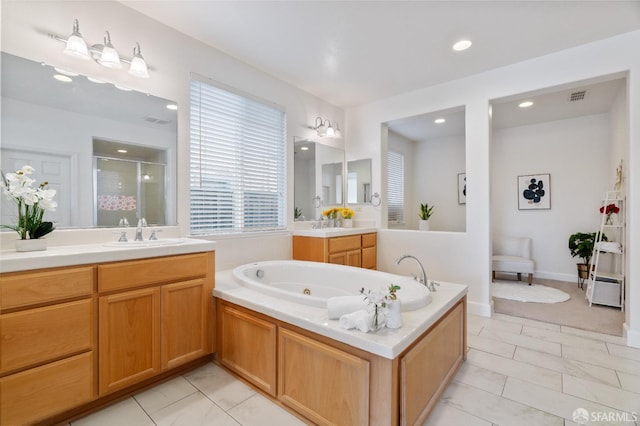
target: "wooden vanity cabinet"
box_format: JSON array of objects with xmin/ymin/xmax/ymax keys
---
[
  {"xmin": 0, "ymin": 266, "xmax": 96, "ymax": 426},
  {"xmin": 98, "ymin": 252, "xmax": 214, "ymax": 395},
  {"xmin": 293, "ymin": 232, "xmax": 377, "ymax": 270}
]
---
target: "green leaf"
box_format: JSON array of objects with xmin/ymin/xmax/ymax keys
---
[{"xmin": 31, "ymin": 221, "xmax": 55, "ymax": 239}]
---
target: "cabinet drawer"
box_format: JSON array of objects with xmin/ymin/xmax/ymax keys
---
[
  {"xmin": 328, "ymin": 235, "xmax": 361, "ymax": 253},
  {"xmin": 0, "ymin": 266, "xmax": 94, "ymax": 310},
  {"xmin": 98, "ymin": 253, "xmax": 209, "ymax": 292},
  {"xmin": 362, "ymin": 233, "xmax": 377, "ymax": 248},
  {"xmin": 1, "ymin": 299, "xmax": 93, "ymax": 373},
  {"xmin": 0, "ymin": 352, "xmax": 94, "ymax": 425}
]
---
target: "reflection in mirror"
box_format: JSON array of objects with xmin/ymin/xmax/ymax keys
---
[
  {"xmin": 347, "ymin": 159, "xmax": 372, "ymax": 204},
  {"xmin": 385, "ymin": 106, "xmax": 466, "ymax": 232},
  {"xmin": 0, "ymin": 52, "xmax": 177, "ymax": 229},
  {"xmin": 293, "ymin": 137, "xmax": 344, "ymax": 220}
]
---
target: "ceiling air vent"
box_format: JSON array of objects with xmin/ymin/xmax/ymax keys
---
[
  {"xmin": 568, "ymin": 90, "xmax": 587, "ymax": 102},
  {"xmin": 143, "ymin": 116, "xmax": 170, "ymax": 125}
]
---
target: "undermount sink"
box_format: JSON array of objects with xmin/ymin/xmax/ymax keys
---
[{"xmin": 103, "ymin": 238, "xmax": 187, "ymax": 248}]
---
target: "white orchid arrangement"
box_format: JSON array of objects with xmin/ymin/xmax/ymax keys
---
[
  {"xmin": 360, "ymin": 284, "xmax": 401, "ymax": 329},
  {"xmin": 1, "ymin": 165, "xmax": 57, "ymax": 240}
]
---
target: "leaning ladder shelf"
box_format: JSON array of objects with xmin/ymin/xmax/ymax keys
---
[{"xmin": 586, "ymin": 191, "xmax": 625, "ymax": 310}]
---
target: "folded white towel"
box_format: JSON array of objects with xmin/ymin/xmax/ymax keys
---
[
  {"xmin": 339, "ymin": 309, "xmax": 369, "ymax": 330},
  {"xmin": 327, "ymin": 296, "xmax": 368, "ymax": 319}
]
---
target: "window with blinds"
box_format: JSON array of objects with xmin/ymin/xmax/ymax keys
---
[
  {"xmin": 387, "ymin": 150, "xmax": 404, "ymax": 224},
  {"xmin": 190, "ymin": 78, "xmax": 286, "ymax": 235}
]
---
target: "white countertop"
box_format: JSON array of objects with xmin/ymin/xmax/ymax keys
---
[
  {"xmin": 292, "ymin": 227, "xmax": 378, "ymax": 238},
  {"xmin": 214, "ymin": 269, "xmax": 467, "ymax": 359},
  {"xmin": 0, "ymin": 238, "xmax": 216, "ymax": 273}
]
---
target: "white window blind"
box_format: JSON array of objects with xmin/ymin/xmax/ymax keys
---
[
  {"xmin": 190, "ymin": 78, "xmax": 286, "ymax": 235},
  {"xmin": 387, "ymin": 150, "xmax": 404, "ymax": 224}
]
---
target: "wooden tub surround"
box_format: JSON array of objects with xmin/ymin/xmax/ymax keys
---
[
  {"xmin": 0, "ymin": 242, "xmax": 215, "ymax": 426},
  {"xmin": 214, "ymin": 269, "xmax": 467, "ymax": 426}
]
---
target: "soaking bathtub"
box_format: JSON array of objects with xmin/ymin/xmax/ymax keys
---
[{"xmin": 231, "ymin": 260, "xmax": 432, "ymax": 311}]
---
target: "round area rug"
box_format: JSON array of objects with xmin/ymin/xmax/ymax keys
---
[{"xmin": 491, "ymin": 281, "xmax": 570, "ymax": 303}]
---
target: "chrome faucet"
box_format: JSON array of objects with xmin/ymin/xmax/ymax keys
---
[
  {"xmin": 395, "ymin": 254, "xmax": 439, "ymax": 292},
  {"xmin": 135, "ymin": 217, "xmax": 147, "ymax": 241}
]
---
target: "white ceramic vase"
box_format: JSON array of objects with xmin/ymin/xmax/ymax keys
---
[
  {"xmin": 386, "ymin": 300, "xmax": 403, "ymax": 329},
  {"xmin": 342, "ymin": 218, "xmax": 353, "ymax": 228},
  {"xmin": 418, "ymin": 220, "xmax": 430, "ymax": 231},
  {"xmin": 15, "ymin": 238, "xmax": 47, "ymax": 252}
]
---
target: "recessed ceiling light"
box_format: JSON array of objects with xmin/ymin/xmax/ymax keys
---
[
  {"xmin": 117, "ymin": 149, "xmax": 128, "ymax": 153},
  {"xmin": 453, "ymin": 40, "xmax": 472, "ymax": 51},
  {"xmin": 519, "ymin": 101, "xmax": 534, "ymax": 108},
  {"xmin": 434, "ymin": 118, "xmax": 446, "ymax": 124},
  {"xmin": 300, "ymin": 146, "xmax": 309, "ymax": 151},
  {"xmin": 166, "ymin": 104, "xmax": 178, "ymax": 111},
  {"xmin": 53, "ymin": 74, "xmax": 72, "ymax": 83},
  {"xmin": 87, "ymin": 76, "xmax": 106, "ymax": 84},
  {"xmin": 54, "ymin": 67, "xmax": 79, "ymax": 77}
]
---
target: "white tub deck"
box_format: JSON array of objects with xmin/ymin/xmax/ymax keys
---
[{"xmin": 214, "ymin": 268, "xmax": 468, "ymax": 359}]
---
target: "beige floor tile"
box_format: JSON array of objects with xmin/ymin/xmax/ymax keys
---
[
  {"xmin": 467, "ymin": 319, "xmax": 484, "ymax": 336},
  {"xmin": 71, "ymin": 397, "xmax": 154, "ymax": 426},
  {"xmin": 480, "ymin": 327, "xmax": 562, "ymax": 356},
  {"xmin": 492, "ymin": 312, "xmax": 561, "ymax": 331},
  {"xmin": 617, "ymin": 371, "xmax": 640, "ymax": 394},
  {"xmin": 452, "ymin": 362, "xmax": 507, "ymax": 395},
  {"xmin": 151, "ymin": 392, "xmax": 240, "ymax": 426},
  {"xmin": 467, "ymin": 334, "xmax": 516, "ymax": 358},
  {"xmin": 466, "ymin": 348, "xmax": 562, "ymax": 391},
  {"xmin": 184, "ymin": 363, "xmax": 256, "ymax": 411},
  {"xmin": 513, "ymin": 347, "xmax": 620, "ymax": 388},
  {"xmin": 560, "ymin": 325, "xmax": 626, "ymax": 345},
  {"xmin": 227, "ymin": 393, "xmax": 306, "ymax": 426},
  {"xmin": 423, "ymin": 401, "xmax": 492, "ymax": 426},
  {"xmin": 562, "ymin": 375, "xmax": 640, "ymax": 414},
  {"xmin": 441, "ymin": 381, "xmax": 562, "ymax": 426},
  {"xmin": 562, "ymin": 346, "xmax": 640, "ymax": 375},
  {"xmin": 522, "ymin": 326, "xmax": 608, "ymax": 352},
  {"xmin": 134, "ymin": 376, "xmax": 198, "ymax": 415},
  {"xmin": 607, "ymin": 342, "xmax": 640, "ymax": 362},
  {"xmin": 503, "ymin": 377, "xmax": 632, "ymax": 426},
  {"xmin": 473, "ymin": 316, "xmax": 524, "ymax": 334}
]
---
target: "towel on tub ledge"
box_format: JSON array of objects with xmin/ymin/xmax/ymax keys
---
[
  {"xmin": 339, "ymin": 310, "xmax": 371, "ymax": 332},
  {"xmin": 327, "ymin": 296, "xmax": 368, "ymax": 319}
]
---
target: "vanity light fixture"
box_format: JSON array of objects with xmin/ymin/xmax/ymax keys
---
[
  {"xmin": 311, "ymin": 116, "xmax": 342, "ymax": 138},
  {"xmin": 519, "ymin": 101, "xmax": 534, "ymax": 108},
  {"xmin": 434, "ymin": 118, "xmax": 446, "ymax": 124},
  {"xmin": 51, "ymin": 19, "xmax": 151, "ymax": 78}
]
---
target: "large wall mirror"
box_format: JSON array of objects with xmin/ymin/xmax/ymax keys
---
[
  {"xmin": 293, "ymin": 137, "xmax": 344, "ymax": 221},
  {"xmin": 1, "ymin": 52, "xmax": 177, "ymax": 229},
  {"xmin": 384, "ymin": 106, "xmax": 466, "ymax": 232}
]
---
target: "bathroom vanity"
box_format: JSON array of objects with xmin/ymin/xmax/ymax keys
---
[
  {"xmin": 0, "ymin": 240, "xmax": 215, "ymax": 425},
  {"xmin": 292, "ymin": 228, "xmax": 378, "ymax": 269},
  {"xmin": 214, "ymin": 268, "xmax": 467, "ymax": 425}
]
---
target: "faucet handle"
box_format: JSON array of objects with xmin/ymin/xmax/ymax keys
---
[
  {"xmin": 118, "ymin": 217, "xmax": 129, "ymax": 227},
  {"xmin": 112, "ymin": 231, "xmax": 128, "ymax": 242},
  {"xmin": 148, "ymin": 229, "xmax": 162, "ymax": 240},
  {"xmin": 138, "ymin": 217, "xmax": 147, "ymax": 227}
]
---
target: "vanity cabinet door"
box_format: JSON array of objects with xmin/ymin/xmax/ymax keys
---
[
  {"xmin": 161, "ymin": 278, "xmax": 209, "ymax": 370},
  {"xmin": 347, "ymin": 249, "xmax": 362, "ymax": 267},
  {"xmin": 328, "ymin": 251, "xmax": 348, "ymax": 265},
  {"xmin": 99, "ymin": 287, "xmax": 161, "ymax": 395}
]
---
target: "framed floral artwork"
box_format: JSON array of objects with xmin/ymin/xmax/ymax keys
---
[
  {"xmin": 457, "ymin": 173, "xmax": 466, "ymax": 204},
  {"xmin": 518, "ymin": 173, "xmax": 550, "ymax": 210}
]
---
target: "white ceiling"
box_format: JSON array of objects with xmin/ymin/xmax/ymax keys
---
[{"xmin": 122, "ymin": 1, "xmax": 640, "ymax": 108}]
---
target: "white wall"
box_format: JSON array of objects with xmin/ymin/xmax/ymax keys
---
[
  {"xmin": 0, "ymin": 1, "xmax": 343, "ymax": 269},
  {"xmin": 491, "ymin": 114, "xmax": 610, "ymax": 281},
  {"xmin": 346, "ymin": 31, "xmax": 640, "ymax": 347},
  {"xmin": 416, "ymin": 135, "xmax": 466, "ymax": 232}
]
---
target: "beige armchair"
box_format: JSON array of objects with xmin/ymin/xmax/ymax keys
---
[{"xmin": 492, "ymin": 235, "xmax": 534, "ymax": 285}]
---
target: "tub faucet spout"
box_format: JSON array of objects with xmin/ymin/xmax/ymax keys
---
[{"xmin": 395, "ymin": 254, "xmax": 438, "ymax": 292}]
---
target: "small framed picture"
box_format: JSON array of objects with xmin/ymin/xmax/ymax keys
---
[
  {"xmin": 457, "ymin": 173, "xmax": 466, "ymax": 204},
  {"xmin": 518, "ymin": 173, "xmax": 550, "ymax": 210}
]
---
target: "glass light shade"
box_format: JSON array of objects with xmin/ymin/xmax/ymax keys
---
[
  {"xmin": 326, "ymin": 126, "xmax": 336, "ymax": 138},
  {"xmin": 316, "ymin": 123, "xmax": 327, "ymax": 137},
  {"xmin": 128, "ymin": 56, "xmax": 150, "ymax": 78},
  {"xmin": 99, "ymin": 45, "xmax": 122, "ymax": 69},
  {"xmin": 64, "ymin": 34, "xmax": 90, "ymax": 60}
]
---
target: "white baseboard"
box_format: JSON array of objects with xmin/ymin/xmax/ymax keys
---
[
  {"xmin": 623, "ymin": 323, "xmax": 640, "ymax": 348},
  {"xmin": 534, "ymin": 270, "xmax": 577, "ymax": 282},
  {"xmin": 468, "ymin": 301, "xmax": 492, "ymax": 317}
]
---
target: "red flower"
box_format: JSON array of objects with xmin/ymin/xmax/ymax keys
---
[{"xmin": 599, "ymin": 203, "xmax": 620, "ymax": 215}]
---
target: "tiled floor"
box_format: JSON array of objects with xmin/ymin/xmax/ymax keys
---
[{"xmin": 71, "ymin": 313, "xmax": 640, "ymax": 426}]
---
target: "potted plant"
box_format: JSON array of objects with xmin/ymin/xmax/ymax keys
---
[
  {"xmin": 568, "ymin": 231, "xmax": 607, "ymax": 280},
  {"xmin": 418, "ymin": 203, "xmax": 434, "ymax": 231}
]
